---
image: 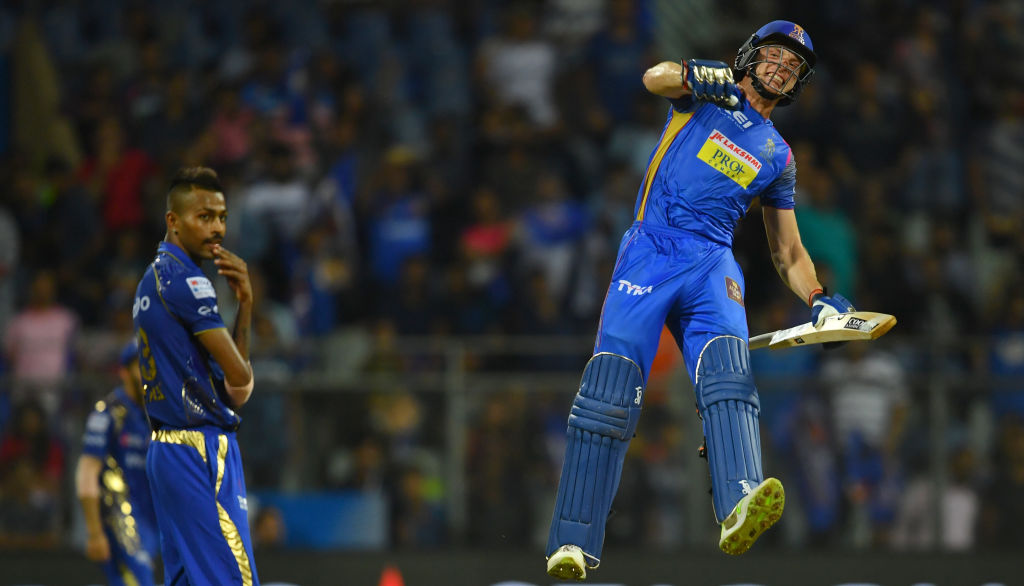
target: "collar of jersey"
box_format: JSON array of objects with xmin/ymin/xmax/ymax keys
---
[{"xmin": 157, "ymin": 241, "xmax": 199, "ymax": 270}]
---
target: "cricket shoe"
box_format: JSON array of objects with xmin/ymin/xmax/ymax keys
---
[
  {"xmin": 546, "ymin": 544, "xmax": 588, "ymax": 581},
  {"xmin": 718, "ymin": 477, "xmax": 785, "ymax": 555}
]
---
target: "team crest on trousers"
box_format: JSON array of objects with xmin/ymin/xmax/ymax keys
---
[{"xmin": 726, "ymin": 277, "xmax": 744, "ymax": 307}]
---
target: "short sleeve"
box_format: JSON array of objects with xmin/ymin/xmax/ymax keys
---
[
  {"xmin": 668, "ymin": 94, "xmax": 699, "ymax": 113},
  {"xmin": 161, "ymin": 272, "xmax": 227, "ymax": 334},
  {"xmin": 81, "ymin": 407, "xmax": 111, "ymax": 459},
  {"xmin": 760, "ymin": 156, "xmax": 797, "ymax": 210}
]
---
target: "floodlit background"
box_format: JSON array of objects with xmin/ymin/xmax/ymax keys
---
[{"xmin": 0, "ymin": 0, "xmax": 1022, "ymax": 584}]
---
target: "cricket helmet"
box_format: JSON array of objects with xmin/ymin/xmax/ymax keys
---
[{"xmin": 734, "ymin": 20, "xmax": 816, "ymax": 106}]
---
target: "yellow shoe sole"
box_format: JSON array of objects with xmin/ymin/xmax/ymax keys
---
[
  {"xmin": 719, "ymin": 477, "xmax": 785, "ymax": 555},
  {"xmin": 546, "ymin": 544, "xmax": 587, "ymax": 581}
]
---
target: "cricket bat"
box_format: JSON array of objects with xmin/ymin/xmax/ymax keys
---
[{"xmin": 748, "ymin": 311, "xmax": 897, "ymax": 351}]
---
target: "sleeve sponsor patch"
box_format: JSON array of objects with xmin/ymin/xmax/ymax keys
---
[
  {"xmin": 186, "ymin": 276, "xmax": 217, "ymax": 299},
  {"xmin": 86, "ymin": 411, "xmax": 110, "ymax": 434}
]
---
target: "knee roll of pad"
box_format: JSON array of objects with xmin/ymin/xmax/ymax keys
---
[
  {"xmin": 695, "ymin": 336, "xmax": 764, "ymax": 523},
  {"xmin": 569, "ymin": 353, "xmax": 645, "ymax": 439},
  {"xmin": 548, "ymin": 353, "xmax": 644, "ymax": 564}
]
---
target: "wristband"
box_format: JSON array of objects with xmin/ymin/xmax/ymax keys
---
[
  {"xmin": 807, "ymin": 288, "xmax": 824, "ymax": 307},
  {"xmin": 226, "ymin": 362, "xmax": 254, "ymax": 395}
]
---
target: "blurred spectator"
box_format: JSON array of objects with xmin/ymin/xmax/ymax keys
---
[
  {"xmin": 467, "ymin": 392, "xmax": 534, "ymax": 546},
  {"xmin": 252, "ymin": 505, "xmax": 286, "ymax": 551},
  {"xmin": 822, "ymin": 343, "xmax": 909, "ymax": 548},
  {"xmin": 291, "ymin": 221, "xmax": 353, "ymax": 336},
  {"xmin": 241, "ymin": 141, "xmax": 314, "ymax": 300},
  {"xmin": 606, "ymin": 93, "xmax": 664, "ymax": 177},
  {"xmin": 362, "ymin": 147, "xmax": 432, "ymax": 286},
  {"xmin": 988, "ymin": 288, "xmax": 1024, "ymax": 418},
  {"xmin": 204, "ymin": 84, "xmax": 257, "ymax": 168},
  {"xmin": 383, "ymin": 256, "xmax": 443, "ymax": 336},
  {"xmin": 977, "ymin": 417, "xmax": 1024, "ymax": 548},
  {"xmin": 507, "ymin": 274, "xmax": 579, "ymax": 367},
  {"xmin": 76, "ymin": 115, "xmax": 157, "ymax": 233},
  {"xmin": 458, "ymin": 187, "xmax": 512, "ymax": 301},
  {"xmin": 391, "ymin": 464, "xmax": 446, "ymax": 548},
  {"xmin": 793, "ymin": 145, "xmax": 857, "ymax": 298},
  {"xmin": 514, "ymin": 169, "xmax": 589, "ymax": 306},
  {"xmin": 585, "ymin": 0, "xmax": 651, "ymax": 123},
  {"xmin": 0, "ymin": 193, "xmax": 18, "ymax": 337},
  {"xmin": 0, "ymin": 401, "xmax": 63, "ymax": 548},
  {"xmin": 891, "ymin": 445, "xmax": 980, "ymax": 551},
  {"xmin": 137, "ymin": 70, "xmax": 205, "ymax": 170},
  {"xmin": 3, "ymin": 270, "xmax": 77, "ymax": 415},
  {"xmin": 476, "ymin": 3, "xmax": 558, "ymax": 128}
]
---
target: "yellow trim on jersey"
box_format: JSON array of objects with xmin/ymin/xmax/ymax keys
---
[
  {"xmin": 216, "ymin": 435, "xmax": 253, "ymax": 586},
  {"xmin": 152, "ymin": 269, "xmax": 174, "ymax": 316},
  {"xmin": 152, "ymin": 429, "xmax": 207, "ymax": 463},
  {"xmin": 636, "ymin": 110, "xmax": 694, "ymax": 221},
  {"xmin": 159, "ymin": 249, "xmax": 187, "ymax": 267},
  {"xmin": 194, "ymin": 326, "xmax": 228, "ymax": 336},
  {"xmin": 118, "ymin": 562, "xmax": 140, "ymax": 586}
]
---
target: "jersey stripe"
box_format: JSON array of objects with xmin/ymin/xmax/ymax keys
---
[{"xmin": 636, "ymin": 109, "xmax": 694, "ymax": 221}]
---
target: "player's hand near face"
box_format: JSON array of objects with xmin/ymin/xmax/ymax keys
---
[
  {"xmin": 85, "ymin": 531, "xmax": 111, "ymax": 562},
  {"xmin": 684, "ymin": 59, "xmax": 742, "ymax": 109},
  {"xmin": 212, "ymin": 245, "xmax": 252, "ymax": 304}
]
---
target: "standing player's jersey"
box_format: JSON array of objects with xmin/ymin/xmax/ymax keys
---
[
  {"xmin": 133, "ymin": 242, "xmax": 241, "ymax": 430},
  {"xmin": 81, "ymin": 387, "xmax": 158, "ymax": 558},
  {"xmin": 634, "ymin": 94, "xmax": 797, "ymax": 246}
]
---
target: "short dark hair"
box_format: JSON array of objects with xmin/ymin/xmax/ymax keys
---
[{"xmin": 166, "ymin": 167, "xmax": 224, "ymax": 212}]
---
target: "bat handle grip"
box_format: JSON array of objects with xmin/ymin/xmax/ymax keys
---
[
  {"xmin": 727, "ymin": 94, "xmax": 739, "ymax": 107},
  {"xmin": 748, "ymin": 332, "xmax": 772, "ymax": 350}
]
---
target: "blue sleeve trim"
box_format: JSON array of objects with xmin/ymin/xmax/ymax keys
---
[
  {"xmin": 669, "ymin": 94, "xmax": 698, "ymax": 113},
  {"xmin": 760, "ymin": 157, "xmax": 797, "ymax": 209}
]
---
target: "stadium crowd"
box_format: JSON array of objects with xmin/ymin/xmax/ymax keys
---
[{"xmin": 0, "ymin": 0, "xmax": 1023, "ymax": 554}]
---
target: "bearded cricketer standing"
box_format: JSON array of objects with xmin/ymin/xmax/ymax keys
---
[{"xmin": 133, "ymin": 167, "xmax": 259, "ymax": 585}]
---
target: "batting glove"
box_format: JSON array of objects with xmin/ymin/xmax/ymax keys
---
[
  {"xmin": 810, "ymin": 290, "xmax": 855, "ymax": 328},
  {"xmin": 683, "ymin": 59, "xmax": 741, "ymax": 109}
]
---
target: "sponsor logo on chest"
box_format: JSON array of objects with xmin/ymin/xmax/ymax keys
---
[{"xmin": 696, "ymin": 129, "xmax": 762, "ymax": 189}]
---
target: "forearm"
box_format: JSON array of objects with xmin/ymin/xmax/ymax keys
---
[
  {"xmin": 231, "ymin": 299, "xmax": 253, "ymax": 362},
  {"xmin": 75, "ymin": 458, "xmax": 104, "ymax": 536},
  {"xmin": 80, "ymin": 496, "xmax": 105, "ymax": 537},
  {"xmin": 643, "ymin": 61, "xmax": 688, "ymax": 98},
  {"xmin": 772, "ymin": 244, "xmax": 824, "ymax": 306},
  {"xmin": 228, "ymin": 300, "xmax": 254, "ymax": 406}
]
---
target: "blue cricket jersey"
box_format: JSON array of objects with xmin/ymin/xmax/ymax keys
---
[
  {"xmin": 133, "ymin": 242, "xmax": 241, "ymax": 431},
  {"xmin": 81, "ymin": 386, "xmax": 158, "ymax": 557},
  {"xmin": 634, "ymin": 93, "xmax": 797, "ymax": 246}
]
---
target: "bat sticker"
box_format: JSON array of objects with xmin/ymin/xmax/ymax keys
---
[{"xmin": 844, "ymin": 317, "xmax": 868, "ymax": 331}]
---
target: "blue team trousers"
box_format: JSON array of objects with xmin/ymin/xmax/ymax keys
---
[
  {"xmin": 147, "ymin": 427, "xmax": 259, "ymax": 586},
  {"xmin": 596, "ymin": 222, "xmax": 750, "ymax": 382},
  {"xmin": 99, "ymin": 520, "xmax": 158, "ymax": 586}
]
